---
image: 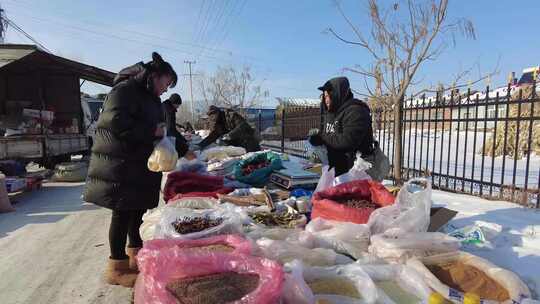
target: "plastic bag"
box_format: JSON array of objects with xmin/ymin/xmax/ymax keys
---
[
  {"xmin": 255, "ymin": 238, "xmax": 354, "ymax": 266},
  {"xmin": 283, "ymin": 260, "xmax": 379, "ymax": 304},
  {"xmin": 154, "ymin": 206, "xmax": 244, "ymax": 240},
  {"xmin": 135, "ymin": 249, "xmax": 284, "ymax": 304},
  {"xmin": 247, "ymin": 227, "xmax": 303, "ymax": 241},
  {"xmin": 0, "ymin": 173, "xmax": 15, "ymax": 213},
  {"xmin": 141, "ymin": 234, "xmax": 253, "ymax": 255},
  {"xmin": 166, "ymin": 197, "xmax": 219, "ymax": 209},
  {"xmin": 334, "ymin": 152, "xmax": 372, "ymax": 186},
  {"xmin": 369, "ymin": 232, "xmax": 461, "ymax": 263},
  {"xmin": 368, "ymin": 178, "xmax": 432, "ymax": 235},
  {"xmin": 311, "ymin": 179, "xmax": 395, "ymax": 224},
  {"xmin": 306, "ymin": 141, "xmax": 329, "ymax": 165},
  {"xmin": 200, "ymin": 146, "xmax": 247, "ymax": 161},
  {"xmin": 148, "ymin": 135, "xmax": 179, "ymax": 172},
  {"xmin": 360, "ymin": 264, "xmax": 432, "ymax": 304},
  {"xmin": 407, "ymin": 251, "xmax": 532, "ymax": 304},
  {"xmin": 175, "ymin": 158, "xmax": 207, "ymax": 173},
  {"xmin": 233, "ymin": 151, "xmax": 283, "ymax": 187},
  {"xmin": 296, "ymin": 218, "xmax": 371, "ymax": 259}
]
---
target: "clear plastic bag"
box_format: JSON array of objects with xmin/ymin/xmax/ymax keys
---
[
  {"xmin": 154, "ymin": 206, "xmax": 244, "ymax": 240},
  {"xmin": 306, "ymin": 141, "xmax": 329, "ymax": 165},
  {"xmin": 360, "ymin": 264, "xmax": 432, "ymax": 304},
  {"xmin": 314, "ymin": 165, "xmax": 335, "ymax": 194},
  {"xmin": 255, "ymin": 238, "xmax": 353, "ymax": 266},
  {"xmin": 368, "ymin": 178, "xmax": 432, "ymax": 235},
  {"xmin": 369, "ymin": 232, "xmax": 461, "ymax": 263},
  {"xmin": 148, "ymin": 134, "xmax": 179, "ymax": 172},
  {"xmin": 281, "ymin": 260, "xmax": 315, "ymax": 304},
  {"xmin": 200, "ymin": 146, "xmax": 247, "ymax": 161},
  {"xmin": 297, "ymin": 218, "xmax": 371, "ymax": 259},
  {"xmin": 135, "ymin": 249, "xmax": 284, "ymax": 304},
  {"xmin": 407, "ymin": 251, "xmax": 532, "ymax": 304},
  {"xmin": 175, "ymin": 158, "xmax": 207, "ymax": 173},
  {"xmin": 287, "ymin": 260, "xmax": 379, "ymax": 304}
]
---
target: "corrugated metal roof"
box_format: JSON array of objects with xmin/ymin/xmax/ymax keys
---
[{"xmin": 0, "ymin": 44, "xmax": 36, "ymax": 69}]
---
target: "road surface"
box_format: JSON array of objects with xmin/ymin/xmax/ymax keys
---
[{"xmin": 0, "ymin": 182, "xmax": 132, "ymax": 304}]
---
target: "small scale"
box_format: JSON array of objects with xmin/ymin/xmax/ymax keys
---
[{"xmin": 270, "ymin": 167, "xmax": 320, "ymax": 190}]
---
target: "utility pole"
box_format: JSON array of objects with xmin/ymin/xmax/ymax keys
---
[
  {"xmin": 184, "ymin": 60, "xmax": 196, "ymax": 123},
  {"xmin": 0, "ymin": 4, "xmax": 7, "ymax": 44}
]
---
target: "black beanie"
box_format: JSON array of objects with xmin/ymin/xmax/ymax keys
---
[{"xmin": 169, "ymin": 93, "xmax": 182, "ymax": 105}]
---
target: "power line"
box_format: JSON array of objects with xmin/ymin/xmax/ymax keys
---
[{"xmin": 4, "ymin": 16, "xmax": 51, "ymax": 52}]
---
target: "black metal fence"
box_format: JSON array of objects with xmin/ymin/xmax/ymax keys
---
[{"xmin": 249, "ymin": 84, "xmax": 540, "ymax": 207}]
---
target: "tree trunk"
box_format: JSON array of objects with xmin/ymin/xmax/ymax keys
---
[{"xmin": 393, "ymin": 97, "xmax": 404, "ymax": 184}]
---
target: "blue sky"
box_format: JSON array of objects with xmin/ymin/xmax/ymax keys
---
[{"xmin": 3, "ymin": 0, "xmax": 540, "ymax": 106}]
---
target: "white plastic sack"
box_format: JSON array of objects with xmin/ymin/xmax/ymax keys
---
[
  {"xmin": 200, "ymin": 146, "xmax": 246, "ymax": 161},
  {"xmin": 247, "ymin": 227, "xmax": 302, "ymax": 241},
  {"xmin": 291, "ymin": 218, "xmax": 371, "ymax": 259},
  {"xmin": 360, "ymin": 264, "xmax": 432, "ymax": 304},
  {"xmin": 369, "ymin": 232, "xmax": 461, "ymax": 263},
  {"xmin": 282, "ymin": 260, "xmax": 379, "ymax": 304},
  {"xmin": 153, "ymin": 206, "xmax": 243, "ymax": 240},
  {"xmin": 255, "ymin": 238, "xmax": 353, "ymax": 266},
  {"xmin": 148, "ymin": 136, "xmax": 178, "ymax": 172},
  {"xmin": 333, "ymin": 152, "xmax": 372, "ymax": 186},
  {"xmin": 407, "ymin": 252, "xmax": 532, "ymax": 304},
  {"xmin": 368, "ymin": 178, "xmax": 432, "ymax": 235}
]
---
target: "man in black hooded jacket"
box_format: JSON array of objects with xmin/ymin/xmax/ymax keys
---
[
  {"xmin": 309, "ymin": 77, "xmax": 375, "ymax": 176},
  {"xmin": 162, "ymin": 93, "xmax": 189, "ymax": 157}
]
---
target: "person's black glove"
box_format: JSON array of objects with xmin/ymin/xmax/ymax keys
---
[{"xmin": 308, "ymin": 134, "xmax": 324, "ymax": 146}]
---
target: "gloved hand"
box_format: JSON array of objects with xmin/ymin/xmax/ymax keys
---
[
  {"xmin": 308, "ymin": 134, "xmax": 324, "ymax": 146},
  {"xmin": 222, "ymin": 133, "xmax": 232, "ymax": 142}
]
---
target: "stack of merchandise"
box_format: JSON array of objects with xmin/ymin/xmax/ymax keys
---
[{"xmin": 140, "ymin": 135, "xmax": 535, "ymax": 303}]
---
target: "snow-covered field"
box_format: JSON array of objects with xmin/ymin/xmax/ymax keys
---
[{"xmin": 433, "ymin": 190, "xmax": 540, "ymax": 299}]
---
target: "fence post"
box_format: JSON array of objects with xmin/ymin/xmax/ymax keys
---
[
  {"xmin": 281, "ymin": 108, "xmax": 285, "ymax": 153},
  {"xmin": 258, "ymin": 110, "xmax": 262, "ymax": 137},
  {"xmin": 393, "ymin": 96, "xmax": 404, "ymax": 184}
]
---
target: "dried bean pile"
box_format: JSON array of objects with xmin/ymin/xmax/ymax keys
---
[
  {"xmin": 183, "ymin": 244, "xmax": 234, "ymax": 253},
  {"xmin": 166, "ymin": 272, "xmax": 260, "ymax": 304},
  {"xmin": 172, "ymin": 217, "xmax": 223, "ymax": 235}
]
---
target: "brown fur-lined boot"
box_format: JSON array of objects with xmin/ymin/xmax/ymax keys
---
[
  {"xmin": 126, "ymin": 247, "xmax": 141, "ymax": 272},
  {"xmin": 105, "ymin": 258, "xmax": 138, "ymax": 287}
]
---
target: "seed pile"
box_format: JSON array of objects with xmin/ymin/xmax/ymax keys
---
[
  {"xmin": 307, "ymin": 278, "xmax": 361, "ymax": 299},
  {"xmin": 242, "ymin": 160, "xmax": 270, "ymax": 176},
  {"xmin": 172, "ymin": 217, "xmax": 223, "ymax": 235},
  {"xmin": 339, "ymin": 199, "xmax": 378, "ymax": 209},
  {"xmin": 166, "ymin": 272, "xmax": 260, "ymax": 304},
  {"xmin": 249, "ymin": 212, "xmax": 302, "ymax": 228}
]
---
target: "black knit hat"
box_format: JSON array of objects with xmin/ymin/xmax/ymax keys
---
[{"xmin": 169, "ymin": 93, "xmax": 182, "ymax": 105}]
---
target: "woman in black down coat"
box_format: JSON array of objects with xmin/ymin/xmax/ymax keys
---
[{"xmin": 83, "ymin": 52, "xmax": 177, "ymax": 287}]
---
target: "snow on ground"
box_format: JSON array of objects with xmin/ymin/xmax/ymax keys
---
[
  {"xmin": 433, "ymin": 189, "xmax": 540, "ymax": 299},
  {"xmin": 0, "ymin": 183, "xmax": 131, "ymax": 304}
]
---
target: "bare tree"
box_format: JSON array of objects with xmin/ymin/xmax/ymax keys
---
[
  {"xmin": 198, "ymin": 66, "xmax": 269, "ymax": 111},
  {"xmin": 328, "ymin": 0, "xmax": 477, "ymax": 183}
]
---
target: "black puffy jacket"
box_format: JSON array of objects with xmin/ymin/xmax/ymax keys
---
[
  {"xmin": 83, "ymin": 68, "xmax": 164, "ymax": 210},
  {"xmin": 319, "ymin": 77, "xmax": 374, "ymax": 176}
]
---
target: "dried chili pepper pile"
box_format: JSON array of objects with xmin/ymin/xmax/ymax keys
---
[
  {"xmin": 339, "ymin": 199, "xmax": 378, "ymax": 209},
  {"xmin": 172, "ymin": 217, "xmax": 223, "ymax": 234}
]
